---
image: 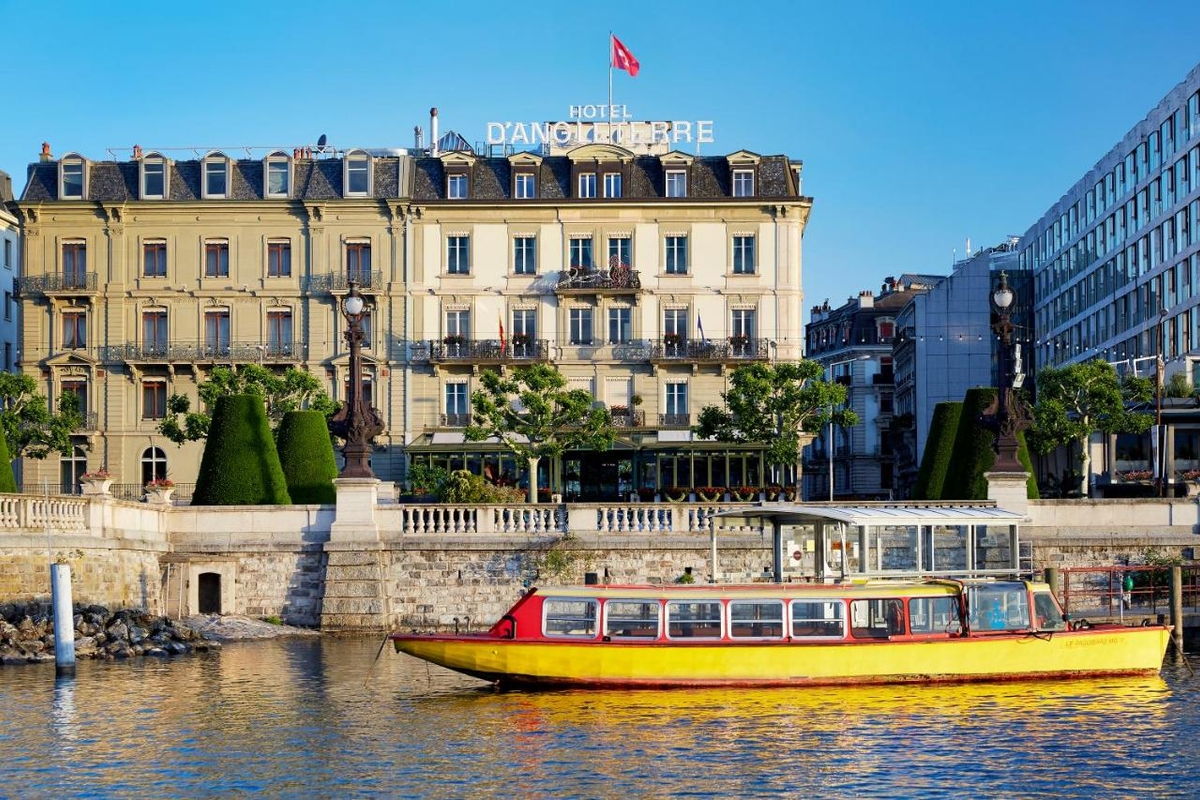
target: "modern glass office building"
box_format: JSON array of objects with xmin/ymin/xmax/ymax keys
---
[{"xmin": 1025, "ymin": 64, "xmax": 1200, "ymax": 379}]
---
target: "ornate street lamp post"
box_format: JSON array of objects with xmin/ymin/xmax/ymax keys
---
[
  {"xmin": 329, "ymin": 282, "xmax": 384, "ymax": 478},
  {"xmin": 989, "ymin": 271, "xmax": 1027, "ymax": 472}
]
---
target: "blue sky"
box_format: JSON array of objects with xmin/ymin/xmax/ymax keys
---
[{"xmin": 2, "ymin": 1, "xmax": 1199, "ymax": 319}]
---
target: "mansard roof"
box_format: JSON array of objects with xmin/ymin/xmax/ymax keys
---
[
  {"xmin": 410, "ymin": 153, "xmax": 803, "ymax": 201},
  {"xmin": 20, "ymin": 156, "xmax": 404, "ymax": 202}
]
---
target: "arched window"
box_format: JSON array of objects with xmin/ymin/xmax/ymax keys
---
[
  {"xmin": 61, "ymin": 446, "xmax": 88, "ymax": 494},
  {"xmin": 343, "ymin": 150, "xmax": 372, "ymax": 196},
  {"xmin": 59, "ymin": 153, "xmax": 88, "ymax": 200},
  {"xmin": 141, "ymin": 446, "xmax": 168, "ymax": 485},
  {"xmin": 140, "ymin": 152, "xmax": 169, "ymax": 199},
  {"xmin": 202, "ymin": 151, "xmax": 230, "ymax": 199},
  {"xmin": 264, "ymin": 150, "xmax": 292, "ymax": 198}
]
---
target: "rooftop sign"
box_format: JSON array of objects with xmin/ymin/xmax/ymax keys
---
[{"xmin": 486, "ymin": 105, "xmax": 715, "ymax": 153}]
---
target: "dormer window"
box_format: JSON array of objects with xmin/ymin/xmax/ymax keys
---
[
  {"xmin": 202, "ymin": 154, "xmax": 229, "ymax": 199},
  {"xmin": 344, "ymin": 151, "xmax": 371, "ymax": 196},
  {"xmin": 732, "ymin": 169, "xmax": 755, "ymax": 197},
  {"xmin": 447, "ymin": 173, "xmax": 468, "ymax": 199},
  {"xmin": 141, "ymin": 154, "xmax": 167, "ymax": 199},
  {"xmin": 603, "ymin": 173, "xmax": 622, "ymax": 198},
  {"xmin": 265, "ymin": 153, "xmax": 291, "ymax": 198},
  {"xmin": 578, "ymin": 173, "xmax": 597, "ymax": 199},
  {"xmin": 665, "ymin": 170, "xmax": 687, "ymax": 198},
  {"xmin": 514, "ymin": 172, "xmax": 536, "ymax": 199},
  {"xmin": 59, "ymin": 156, "xmax": 86, "ymax": 199}
]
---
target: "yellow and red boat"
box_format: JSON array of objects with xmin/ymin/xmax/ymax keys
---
[{"xmin": 390, "ymin": 579, "xmax": 1171, "ymax": 689}]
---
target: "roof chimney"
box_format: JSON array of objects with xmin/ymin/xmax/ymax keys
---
[
  {"xmin": 40, "ymin": 142, "xmax": 52, "ymax": 162},
  {"xmin": 430, "ymin": 108, "xmax": 439, "ymax": 157},
  {"xmin": 132, "ymin": 144, "xmax": 143, "ymax": 160},
  {"xmin": 858, "ymin": 291, "xmax": 874, "ymax": 309},
  {"xmin": 414, "ymin": 125, "xmax": 423, "ymax": 150}
]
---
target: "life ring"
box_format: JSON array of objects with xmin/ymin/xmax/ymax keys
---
[{"xmin": 1071, "ymin": 619, "xmax": 1092, "ymax": 631}]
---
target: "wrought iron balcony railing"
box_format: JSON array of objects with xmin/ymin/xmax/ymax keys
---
[
  {"xmin": 72, "ymin": 412, "xmax": 98, "ymax": 432},
  {"xmin": 609, "ymin": 410, "xmax": 646, "ymax": 428},
  {"xmin": 554, "ymin": 265, "xmax": 642, "ymax": 294},
  {"xmin": 440, "ymin": 413, "xmax": 472, "ymax": 427},
  {"xmin": 307, "ymin": 271, "xmax": 384, "ymax": 292},
  {"xmin": 18, "ymin": 273, "xmax": 98, "ymax": 294},
  {"xmin": 418, "ymin": 338, "xmax": 551, "ymax": 364},
  {"xmin": 658, "ymin": 413, "xmax": 691, "ymax": 428},
  {"xmin": 100, "ymin": 341, "xmax": 305, "ymax": 364},
  {"xmin": 649, "ymin": 337, "xmax": 770, "ymax": 364}
]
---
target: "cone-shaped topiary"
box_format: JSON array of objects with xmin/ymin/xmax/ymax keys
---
[
  {"xmin": 0, "ymin": 433, "xmax": 16, "ymax": 494},
  {"xmin": 192, "ymin": 395, "xmax": 292, "ymax": 505},
  {"xmin": 943, "ymin": 387, "xmax": 1039, "ymax": 500},
  {"xmin": 913, "ymin": 401, "xmax": 962, "ymax": 500},
  {"xmin": 275, "ymin": 410, "xmax": 337, "ymax": 504}
]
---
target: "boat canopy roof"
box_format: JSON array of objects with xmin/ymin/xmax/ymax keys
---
[{"xmin": 714, "ymin": 503, "xmax": 1024, "ymax": 529}]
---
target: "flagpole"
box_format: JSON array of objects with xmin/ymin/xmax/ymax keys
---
[{"xmin": 607, "ymin": 31, "xmax": 614, "ymax": 144}]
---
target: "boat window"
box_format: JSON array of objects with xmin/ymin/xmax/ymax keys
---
[
  {"xmin": 1033, "ymin": 591, "xmax": 1067, "ymax": 631},
  {"xmin": 849, "ymin": 598, "xmax": 906, "ymax": 638},
  {"xmin": 968, "ymin": 584, "xmax": 1031, "ymax": 631},
  {"xmin": 729, "ymin": 600, "xmax": 784, "ymax": 639},
  {"xmin": 790, "ymin": 600, "xmax": 845, "ymax": 638},
  {"xmin": 666, "ymin": 601, "xmax": 723, "ymax": 639},
  {"xmin": 543, "ymin": 598, "xmax": 598, "ymax": 637},
  {"xmin": 908, "ymin": 596, "xmax": 962, "ymax": 635},
  {"xmin": 604, "ymin": 600, "xmax": 660, "ymax": 638}
]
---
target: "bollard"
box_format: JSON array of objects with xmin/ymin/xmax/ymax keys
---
[
  {"xmin": 50, "ymin": 563, "xmax": 76, "ymax": 677},
  {"xmin": 1171, "ymin": 565, "xmax": 1184, "ymax": 652}
]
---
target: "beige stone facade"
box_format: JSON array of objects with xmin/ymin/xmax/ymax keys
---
[{"xmin": 14, "ymin": 142, "xmax": 810, "ymax": 498}]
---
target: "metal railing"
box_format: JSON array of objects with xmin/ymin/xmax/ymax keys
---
[
  {"xmin": 425, "ymin": 338, "xmax": 550, "ymax": 363},
  {"xmin": 650, "ymin": 337, "xmax": 770, "ymax": 362},
  {"xmin": 440, "ymin": 413, "xmax": 472, "ymax": 427},
  {"xmin": 1059, "ymin": 565, "xmax": 1200, "ymax": 617},
  {"xmin": 307, "ymin": 271, "xmax": 385, "ymax": 292},
  {"xmin": 555, "ymin": 267, "xmax": 642, "ymax": 292},
  {"xmin": 610, "ymin": 410, "xmax": 646, "ymax": 428},
  {"xmin": 18, "ymin": 273, "xmax": 98, "ymax": 293},
  {"xmin": 99, "ymin": 341, "xmax": 305, "ymax": 364},
  {"xmin": 659, "ymin": 413, "xmax": 691, "ymax": 428}
]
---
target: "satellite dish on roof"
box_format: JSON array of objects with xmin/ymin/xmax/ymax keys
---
[{"xmin": 317, "ymin": 134, "xmax": 328, "ymax": 148}]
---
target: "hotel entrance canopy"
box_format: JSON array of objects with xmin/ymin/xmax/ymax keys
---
[{"xmin": 715, "ymin": 504, "xmax": 1026, "ymax": 583}]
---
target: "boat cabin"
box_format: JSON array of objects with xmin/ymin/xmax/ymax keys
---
[
  {"xmin": 490, "ymin": 580, "xmax": 1067, "ymax": 644},
  {"xmin": 715, "ymin": 504, "xmax": 1026, "ymax": 583}
]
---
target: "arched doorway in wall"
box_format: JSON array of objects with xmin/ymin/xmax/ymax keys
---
[
  {"xmin": 141, "ymin": 446, "xmax": 168, "ymax": 485},
  {"xmin": 61, "ymin": 446, "xmax": 87, "ymax": 494},
  {"xmin": 198, "ymin": 572, "xmax": 222, "ymax": 614}
]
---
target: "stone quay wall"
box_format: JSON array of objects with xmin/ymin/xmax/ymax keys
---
[{"xmin": 2, "ymin": 493, "xmax": 1200, "ymax": 630}]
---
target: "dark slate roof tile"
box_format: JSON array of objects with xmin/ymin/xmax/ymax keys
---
[
  {"xmin": 21, "ymin": 163, "xmax": 56, "ymax": 201},
  {"xmin": 758, "ymin": 157, "xmax": 791, "ymax": 198},
  {"xmin": 473, "ymin": 160, "xmax": 507, "ymax": 201},
  {"xmin": 541, "ymin": 159, "xmax": 568, "ymax": 199},
  {"xmin": 169, "ymin": 162, "xmax": 201, "ymax": 201}
]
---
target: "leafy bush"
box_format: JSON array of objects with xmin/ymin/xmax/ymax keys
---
[
  {"xmin": 275, "ymin": 411, "xmax": 337, "ymax": 504},
  {"xmin": 407, "ymin": 463, "xmax": 450, "ymax": 496},
  {"xmin": 438, "ymin": 470, "xmax": 524, "ymax": 504},
  {"xmin": 941, "ymin": 389, "xmax": 1038, "ymax": 500},
  {"xmin": 192, "ymin": 395, "xmax": 292, "ymax": 506},
  {"xmin": 913, "ymin": 402, "xmax": 961, "ymax": 500}
]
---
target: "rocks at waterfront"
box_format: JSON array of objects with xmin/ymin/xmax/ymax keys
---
[{"xmin": 0, "ymin": 603, "xmax": 222, "ymax": 667}]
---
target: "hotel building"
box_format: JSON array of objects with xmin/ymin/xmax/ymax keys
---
[
  {"xmin": 1, "ymin": 170, "xmax": 18, "ymax": 375},
  {"xmin": 13, "ymin": 137, "xmax": 810, "ymax": 499}
]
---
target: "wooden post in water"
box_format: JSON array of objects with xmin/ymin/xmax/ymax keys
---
[
  {"xmin": 1171, "ymin": 566, "xmax": 1184, "ymax": 652},
  {"xmin": 51, "ymin": 564, "xmax": 76, "ymax": 677},
  {"xmin": 1043, "ymin": 567, "xmax": 1059, "ymax": 595}
]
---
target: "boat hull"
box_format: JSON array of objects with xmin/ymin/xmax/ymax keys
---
[{"xmin": 392, "ymin": 626, "xmax": 1171, "ymax": 689}]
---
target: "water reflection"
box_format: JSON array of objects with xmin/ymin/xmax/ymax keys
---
[{"xmin": 1, "ymin": 639, "xmax": 1199, "ymax": 798}]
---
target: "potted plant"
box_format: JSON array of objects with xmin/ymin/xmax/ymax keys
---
[
  {"xmin": 80, "ymin": 468, "xmax": 113, "ymax": 496},
  {"xmin": 729, "ymin": 334, "xmax": 750, "ymax": 349},
  {"xmin": 144, "ymin": 477, "xmax": 176, "ymax": 504},
  {"xmin": 664, "ymin": 486, "xmax": 689, "ymax": 502},
  {"xmin": 765, "ymin": 484, "xmax": 782, "ymax": 502},
  {"xmin": 637, "ymin": 487, "xmax": 657, "ymax": 502},
  {"xmin": 442, "ymin": 334, "xmax": 466, "ymax": 346},
  {"xmin": 697, "ymin": 486, "xmax": 724, "ymax": 502},
  {"xmin": 731, "ymin": 485, "xmax": 759, "ymax": 502},
  {"xmin": 663, "ymin": 333, "xmax": 682, "ymax": 349},
  {"xmin": 1118, "ymin": 469, "xmax": 1153, "ymax": 483},
  {"xmin": 511, "ymin": 332, "xmax": 532, "ymax": 349}
]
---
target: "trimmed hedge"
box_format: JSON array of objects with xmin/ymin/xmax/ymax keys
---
[
  {"xmin": 192, "ymin": 395, "xmax": 292, "ymax": 506},
  {"xmin": 913, "ymin": 402, "xmax": 962, "ymax": 500},
  {"xmin": 0, "ymin": 434, "xmax": 15, "ymax": 494},
  {"xmin": 942, "ymin": 387, "xmax": 1039, "ymax": 500},
  {"xmin": 275, "ymin": 411, "xmax": 337, "ymax": 504}
]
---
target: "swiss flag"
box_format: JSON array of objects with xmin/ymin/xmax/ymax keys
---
[{"xmin": 611, "ymin": 35, "xmax": 640, "ymax": 77}]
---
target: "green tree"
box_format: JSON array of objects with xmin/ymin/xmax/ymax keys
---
[
  {"xmin": 192, "ymin": 395, "xmax": 292, "ymax": 506},
  {"xmin": 0, "ymin": 372, "xmax": 84, "ymax": 461},
  {"xmin": 693, "ymin": 361, "xmax": 858, "ymax": 498},
  {"xmin": 159, "ymin": 365, "xmax": 335, "ymax": 445},
  {"xmin": 465, "ymin": 364, "xmax": 615, "ymax": 503},
  {"xmin": 275, "ymin": 411, "xmax": 338, "ymax": 504},
  {"xmin": 1029, "ymin": 359, "xmax": 1154, "ymax": 497}
]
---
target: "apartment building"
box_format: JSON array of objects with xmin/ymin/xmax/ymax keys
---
[{"xmin": 0, "ymin": 170, "xmax": 17, "ymax": 374}]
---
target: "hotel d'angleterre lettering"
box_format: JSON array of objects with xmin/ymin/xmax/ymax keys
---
[{"xmin": 486, "ymin": 105, "xmax": 715, "ymax": 152}]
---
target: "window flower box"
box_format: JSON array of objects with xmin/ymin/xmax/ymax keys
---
[
  {"xmin": 696, "ymin": 486, "xmax": 725, "ymax": 502},
  {"xmin": 80, "ymin": 469, "xmax": 113, "ymax": 496},
  {"xmin": 442, "ymin": 335, "xmax": 466, "ymax": 346},
  {"xmin": 1117, "ymin": 469, "xmax": 1153, "ymax": 483},
  {"xmin": 144, "ymin": 478, "xmax": 175, "ymax": 504}
]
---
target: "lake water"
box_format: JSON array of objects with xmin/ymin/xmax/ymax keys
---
[{"xmin": 3, "ymin": 636, "xmax": 1200, "ymax": 798}]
